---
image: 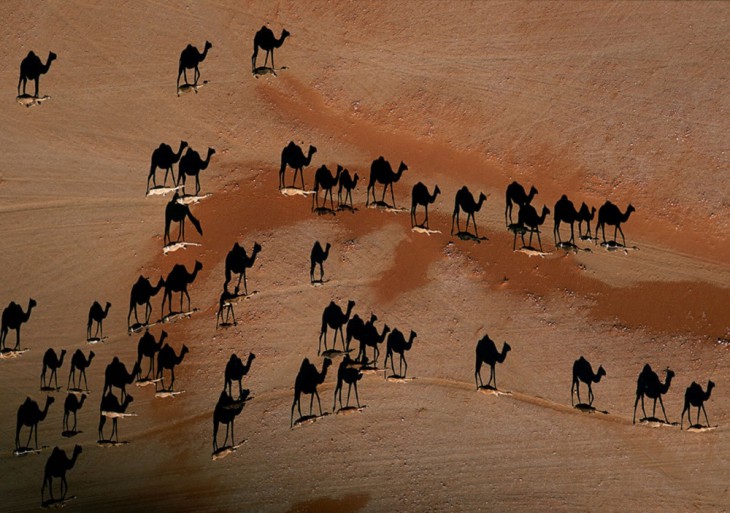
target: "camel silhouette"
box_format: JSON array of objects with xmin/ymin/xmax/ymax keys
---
[
  {"xmin": 474, "ymin": 335, "xmax": 511, "ymax": 389},
  {"xmin": 505, "ymin": 181, "xmax": 538, "ymax": 226},
  {"xmin": 596, "ymin": 201, "xmax": 635, "ymax": 246},
  {"xmin": 136, "ymin": 330, "xmax": 167, "ymax": 379},
  {"xmin": 553, "ymin": 195, "xmax": 580, "ymax": 246},
  {"xmin": 410, "ymin": 182, "xmax": 440, "ymax": 229},
  {"xmin": 156, "ymin": 343, "xmax": 189, "ymax": 391},
  {"xmin": 633, "ymin": 364, "xmax": 674, "ymax": 424},
  {"xmin": 41, "ymin": 348, "xmax": 66, "ymax": 390},
  {"xmin": 346, "ymin": 313, "xmax": 376, "ymax": 353},
  {"xmin": 103, "ymin": 357, "xmax": 140, "ymax": 402},
  {"xmin": 333, "ymin": 355, "xmax": 363, "ymax": 411},
  {"xmin": 577, "ymin": 202, "xmax": 597, "ymax": 240},
  {"xmin": 1, "ymin": 298, "xmax": 37, "ymax": 351},
  {"xmin": 216, "ymin": 285, "xmax": 239, "ymax": 329},
  {"xmin": 147, "ymin": 140, "xmax": 188, "ymax": 193},
  {"xmin": 98, "ymin": 392, "xmax": 134, "ymax": 442},
  {"xmin": 571, "ymin": 356, "xmax": 606, "ymax": 406},
  {"xmin": 18, "ymin": 51, "xmax": 56, "ymax": 97},
  {"xmin": 161, "ymin": 260, "xmax": 203, "ymax": 317},
  {"xmin": 514, "ymin": 204, "xmax": 551, "ymax": 251},
  {"xmin": 312, "ymin": 164, "xmax": 343, "ymax": 212},
  {"xmin": 224, "ymin": 352, "xmax": 255, "ymax": 399},
  {"xmin": 337, "ymin": 169, "xmax": 359, "ymax": 209},
  {"xmin": 451, "ymin": 186, "xmax": 487, "ymax": 238},
  {"xmin": 177, "ymin": 41, "xmax": 212, "ymax": 89},
  {"xmin": 279, "ymin": 142, "xmax": 317, "ymax": 189},
  {"xmin": 213, "ymin": 390, "xmax": 245, "ymax": 452},
  {"xmin": 41, "ymin": 445, "xmax": 81, "ymax": 505},
  {"xmin": 164, "ymin": 192, "xmax": 203, "ymax": 246},
  {"xmin": 87, "ymin": 301, "xmax": 111, "ymax": 340},
  {"xmin": 177, "ymin": 147, "xmax": 215, "ymax": 196},
  {"xmin": 310, "ymin": 241, "xmax": 331, "ymax": 284},
  {"xmin": 290, "ymin": 357, "xmax": 332, "ymax": 427},
  {"xmin": 681, "ymin": 380, "xmax": 715, "ymax": 429},
  {"xmin": 319, "ymin": 300, "xmax": 356, "ymax": 354},
  {"xmin": 366, "ymin": 156, "xmax": 408, "ymax": 208},
  {"xmin": 16, "ymin": 396, "xmax": 54, "ymax": 450},
  {"xmin": 252, "ymin": 26, "xmax": 290, "ymax": 72},
  {"xmin": 356, "ymin": 321, "xmax": 390, "ymax": 366},
  {"xmin": 224, "ymin": 242, "xmax": 261, "ymax": 295},
  {"xmin": 63, "ymin": 393, "xmax": 86, "ymax": 433},
  {"xmin": 67, "ymin": 349, "xmax": 94, "ymax": 390},
  {"xmin": 128, "ymin": 275, "xmax": 165, "ymax": 329},
  {"xmin": 384, "ymin": 329, "xmax": 417, "ymax": 379}
]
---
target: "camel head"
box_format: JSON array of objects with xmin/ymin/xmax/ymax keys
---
[
  {"xmin": 249, "ymin": 352, "xmax": 257, "ymax": 362},
  {"xmin": 88, "ymin": 350, "xmax": 95, "ymax": 363},
  {"xmin": 706, "ymin": 380, "xmax": 716, "ymax": 398},
  {"xmin": 193, "ymin": 260, "xmax": 204, "ymax": 273},
  {"xmin": 434, "ymin": 185, "xmax": 441, "ymax": 197},
  {"xmin": 597, "ymin": 365, "xmax": 607, "ymax": 380},
  {"xmin": 529, "ymin": 185, "xmax": 539, "ymax": 197},
  {"xmin": 353, "ymin": 173, "xmax": 360, "ymax": 185},
  {"xmin": 626, "ymin": 203, "xmax": 636, "ymax": 216},
  {"xmin": 123, "ymin": 394, "xmax": 135, "ymax": 409},
  {"xmin": 368, "ymin": 313, "xmax": 378, "ymax": 324},
  {"xmin": 307, "ymin": 145, "xmax": 318, "ymax": 158},
  {"xmin": 46, "ymin": 52, "xmax": 58, "ymax": 67},
  {"xmin": 180, "ymin": 345, "xmax": 190, "ymax": 358},
  {"xmin": 477, "ymin": 192, "xmax": 487, "ymax": 206},
  {"xmin": 46, "ymin": 395, "xmax": 56, "ymax": 407},
  {"xmin": 322, "ymin": 358, "xmax": 332, "ymax": 373},
  {"xmin": 28, "ymin": 298, "xmax": 38, "ymax": 311},
  {"xmin": 105, "ymin": 301, "xmax": 112, "ymax": 312},
  {"xmin": 397, "ymin": 162, "xmax": 408, "ymax": 174},
  {"xmin": 502, "ymin": 342, "xmax": 512, "ymax": 355},
  {"xmin": 59, "ymin": 349, "xmax": 67, "ymax": 362},
  {"xmin": 71, "ymin": 444, "xmax": 82, "ymax": 460},
  {"xmin": 160, "ymin": 331, "xmax": 168, "ymax": 343},
  {"xmin": 539, "ymin": 205, "xmax": 551, "ymax": 223},
  {"xmin": 253, "ymin": 242, "xmax": 263, "ymax": 254},
  {"xmin": 205, "ymin": 41, "xmax": 213, "ymax": 51},
  {"xmin": 324, "ymin": 242, "xmax": 332, "ymax": 253},
  {"xmin": 281, "ymin": 29, "xmax": 291, "ymax": 41}
]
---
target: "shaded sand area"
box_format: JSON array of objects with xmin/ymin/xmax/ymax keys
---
[{"xmin": 0, "ymin": 1, "xmax": 728, "ymax": 511}]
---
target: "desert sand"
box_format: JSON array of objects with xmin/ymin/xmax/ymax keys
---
[{"xmin": 0, "ymin": 1, "xmax": 728, "ymax": 511}]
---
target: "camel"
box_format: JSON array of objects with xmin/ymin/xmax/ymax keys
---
[
  {"xmin": 312, "ymin": 164, "xmax": 343, "ymax": 211},
  {"xmin": 41, "ymin": 445, "xmax": 81, "ymax": 505},
  {"xmin": 136, "ymin": 330, "xmax": 167, "ymax": 379},
  {"xmin": 279, "ymin": 142, "xmax": 317, "ymax": 189},
  {"xmin": 411, "ymin": 182, "xmax": 440, "ymax": 229},
  {"xmin": 164, "ymin": 192, "xmax": 203, "ymax": 245},
  {"xmin": 571, "ymin": 356, "xmax": 606, "ymax": 406},
  {"xmin": 63, "ymin": 393, "xmax": 86, "ymax": 433},
  {"xmin": 156, "ymin": 343, "xmax": 189, "ymax": 391},
  {"xmin": 633, "ymin": 364, "xmax": 674, "ymax": 424},
  {"xmin": 147, "ymin": 140, "xmax": 188, "ymax": 192},
  {"xmin": 87, "ymin": 301, "xmax": 111, "ymax": 340},
  {"xmin": 103, "ymin": 357, "xmax": 140, "ymax": 401},
  {"xmin": 596, "ymin": 201, "xmax": 635, "ymax": 246},
  {"xmin": 177, "ymin": 147, "xmax": 215, "ymax": 196},
  {"xmin": 216, "ymin": 285, "xmax": 239, "ymax": 329},
  {"xmin": 451, "ymin": 186, "xmax": 487, "ymax": 238},
  {"xmin": 1, "ymin": 298, "xmax": 37, "ymax": 351},
  {"xmin": 251, "ymin": 26, "xmax": 290, "ymax": 72},
  {"xmin": 177, "ymin": 40, "xmax": 212, "ymax": 89},
  {"xmin": 161, "ymin": 260, "xmax": 203, "ymax": 317},
  {"xmin": 319, "ymin": 300, "xmax": 356, "ymax": 354},
  {"xmin": 310, "ymin": 241, "xmax": 331, "ymax": 283},
  {"xmin": 337, "ymin": 169, "xmax": 359, "ymax": 209},
  {"xmin": 67, "ymin": 349, "xmax": 94, "ymax": 390},
  {"xmin": 128, "ymin": 275, "xmax": 165, "ymax": 328},
  {"xmin": 290, "ymin": 357, "xmax": 332, "ymax": 427},
  {"xmin": 356, "ymin": 321, "xmax": 391, "ymax": 366},
  {"xmin": 16, "ymin": 396, "xmax": 54, "ymax": 450},
  {"xmin": 346, "ymin": 313, "xmax": 377, "ymax": 353},
  {"xmin": 384, "ymin": 329, "xmax": 417, "ymax": 379},
  {"xmin": 224, "ymin": 352, "xmax": 256, "ymax": 399},
  {"xmin": 366, "ymin": 156, "xmax": 408, "ymax": 208},
  {"xmin": 18, "ymin": 51, "xmax": 57, "ymax": 97},
  {"xmin": 474, "ymin": 335, "xmax": 511, "ymax": 390},
  {"xmin": 224, "ymin": 242, "xmax": 262, "ymax": 295},
  {"xmin": 577, "ymin": 202, "xmax": 597, "ymax": 240},
  {"xmin": 515, "ymin": 204, "xmax": 551, "ymax": 252},
  {"xmin": 213, "ymin": 391, "xmax": 245, "ymax": 452},
  {"xmin": 681, "ymin": 380, "xmax": 715, "ymax": 429},
  {"xmin": 553, "ymin": 195, "xmax": 580, "ymax": 246},
  {"xmin": 333, "ymin": 355, "xmax": 363, "ymax": 411},
  {"xmin": 41, "ymin": 348, "xmax": 67, "ymax": 390},
  {"xmin": 505, "ymin": 181, "xmax": 538, "ymax": 226},
  {"xmin": 98, "ymin": 392, "xmax": 134, "ymax": 442}
]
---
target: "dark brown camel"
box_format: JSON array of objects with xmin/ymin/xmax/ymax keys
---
[
  {"xmin": 312, "ymin": 164, "xmax": 342, "ymax": 211},
  {"xmin": 128, "ymin": 275, "xmax": 165, "ymax": 328},
  {"xmin": 571, "ymin": 356, "xmax": 606, "ymax": 406},
  {"xmin": 366, "ymin": 156, "xmax": 408, "ymax": 208},
  {"xmin": 18, "ymin": 51, "xmax": 57, "ymax": 97},
  {"xmin": 384, "ymin": 329, "xmax": 417, "ymax": 379},
  {"xmin": 411, "ymin": 182, "xmax": 441, "ymax": 229},
  {"xmin": 505, "ymin": 181, "xmax": 538, "ymax": 226},
  {"xmin": 164, "ymin": 192, "xmax": 203, "ymax": 245},
  {"xmin": 319, "ymin": 300, "xmax": 356, "ymax": 354},
  {"xmin": 333, "ymin": 355, "xmax": 363, "ymax": 411},
  {"xmin": 553, "ymin": 194, "xmax": 580, "ymax": 246},
  {"xmin": 147, "ymin": 140, "xmax": 188, "ymax": 192},
  {"xmin": 310, "ymin": 241, "xmax": 331, "ymax": 283},
  {"xmin": 279, "ymin": 142, "xmax": 317, "ymax": 189},
  {"xmin": 177, "ymin": 41, "xmax": 212, "ymax": 89},
  {"xmin": 98, "ymin": 392, "xmax": 134, "ymax": 442},
  {"xmin": 346, "ymin": 313, "xmax": 377, "ymax": 353},
  {"xmin": 356, "ymin": 321, "xmax": 391, "ymax": 366},
  {"xmin": 161, "ymin": 260, "xmax": 203, "ymax": 317},
  {"xmin": 515, "ymin": 204, "xmax": 551, "ymax": 251},
  {"xmin": 216, "ymin": 285, "xmax": 239, "ymax": 329},
  {"xmin": 41, "ymin": 348, "xmax": 66, "ymax": 390},
  {"xmin": 475, "ymin": 335, "xmax": 511, "ymax": 389},
  {"xmin": 16, "ymin": 396, "xmax": 54, "ymax": 450},
  {"xmin": 213, "ymin": 391, "xmax": 244, "ymax": 452},
  {"xmin": 596, "ymin": 201, "xmax": 635, "ymax": 246},
  {"xmin": 577, "ymin": 202, "xmax": 597, "ymax": 240},
  {"xmin": 252, "ymin": 26, "xmax": 290, "ymax": 72},
  {"xmin": 451, "ymin": 186, "xmax": 487, "ymax": 237},
  {"xmin": 156, "ymin": 344, "xmax": 189, "ymax": 391},
  {"xmin": 136, "ymin": 330, "xmax": 167, "ymax": 379},
  {"xmin": 41, "ymin": 445, "xmax": 81, "ymax": 505},
  {"xmin": 103, "ymin": 357, "xmax": 140, "ymax": 401},
  {"xmin": 633, "ymin": 364, "xmax": 674, "ymax": 424},
  {"xmin": 224, "ymin": 352, "xmax": 256, "ymax": 399},
  {"xmin": 67, "ymin": 349, "xmax": 94, "ymax": 390},
  {"xmin": 63, "ymin": 393, "xmax": 86, "ymax": 433},
  {"xmin": 290, "ymin": 357, "xmax": 332, "ymax": 427},
  {"xmin": 177, "ymin": 147, "xmax": 215, "ymax": 196},
  {"xmin": 224, "ymin": 242, "xmax": 262, "ymax": 295},
  {"xmin": 87, "ymin": 301, "xmax": 111, "ymax": 340},
  {"xmin": 337, "ymin": 169, "xmax": 359, "ymax": 209},
  {"xmin": 1, "ymin": 298, "xmax": 37, "ymax": 351},
  {"xmin": 681, "ymin": 380, "xmax": 715, "ymax": 429}
]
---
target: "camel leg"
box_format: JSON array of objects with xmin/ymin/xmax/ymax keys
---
[
  {"xmin": 309, "ymin": 393, "xmax": 315, "ymax": 417},
  {"xmin": 299, "ymin": 168, "xmax": 305, "ymax": 190},
  {"xmin": 424, "ymin": 205, "xmax": 429, "ymax": 229},
  {"xmin": 315, "ymin": 390, "xmax": 323, "ymax": 416},
  {"xmin": 588, "ymin": 383, "xmax": 594, "ymax": 406},
  {"xmin": 34, "ymin": 78, "xmax": 39, "ymax": 98},
  {"xmin": 569, "ymin": 222, "xmax": 575, "ymax": 244},
  {"xmin": 658, "ymin": 396, "xmax": 669, "ymax": 423},
  {"xmin": 319, "ymin": 262, "xmax": 324, "ymax": 283},
  {"xmin": 618, "ymin": 225, "xmax": 626, "ymax": 247},
  {"xmin": 536, "ymin": 230, "xmax": 543, "ymax": 252},
  {"xmin": 353, "ymin": 383, "xmax": 360, "ymax": 408},
  {"xmin": 402, "ymin": 354, "xmax": 408, "ymax": 378},
  {"xmin": 390, "ymin": 184, "xmax": 397, "ymax": 209}
]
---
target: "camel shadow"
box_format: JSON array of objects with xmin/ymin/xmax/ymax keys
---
[
  {"xmin": 454, "ymin": 231, "xmax": 487, "ymax": 243},
  {"xmin": 292, "ymin": 412, "xmax": 330, "ymax": 427},
  {"xmin": 321, "ymin": 348, "xmax": 352, "ymax": 358},
  {"xmin": 574, "ymin": 403, "xmax": 608, "ymax": 415},
  {"xmin": 638, "ymin": 417, "xmax": 679, "ymax": 427}
]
